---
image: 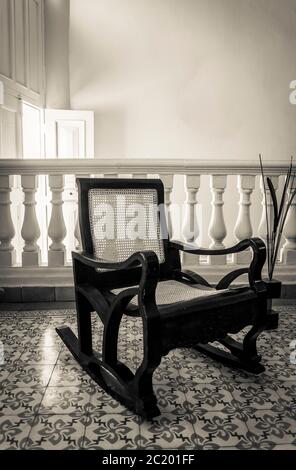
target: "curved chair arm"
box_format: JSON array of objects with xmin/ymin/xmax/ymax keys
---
[
  {"xmin": 72, "ymin": 250, "xmax": 160, "ymax": 318},
  {"xmin": 73, "ymin": 250, "xmax": 147, "ymax": 270},
  {"xmin": 170, "ymin": 238, "xmax": 264, "ymax": 257},
  {"xmin": 170, "ymin": 238, "xmax": 267, "ymax": 291}
]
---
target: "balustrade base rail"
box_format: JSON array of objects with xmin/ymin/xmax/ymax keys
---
[{"xmin": 0, "ymin": 264, "xmax": 295, "ymax": 303}]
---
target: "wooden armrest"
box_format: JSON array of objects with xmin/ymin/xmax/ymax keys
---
[
  {"xmin": 170, "ymin": 238, "xmax": 267, "ymax": 290},
  {"xmin": 72, "ymin": 250, "xmax": 160, "ymax": 312},
  {"xmin": 72, "ymin": 250, "xmax": 141, "ymax": 270},
  {"xmin": 170, "ymin": 238, "xmax": 266, "ymax": 257}
]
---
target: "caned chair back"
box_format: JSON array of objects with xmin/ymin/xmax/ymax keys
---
[{"xmin": 77, "ymin": 179, "xmax": 169, "ymax": 264}]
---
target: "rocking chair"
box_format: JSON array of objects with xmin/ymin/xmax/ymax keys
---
[{"xmin": 56, "ymin": 178, "xmax": 278, "ymax": 419}]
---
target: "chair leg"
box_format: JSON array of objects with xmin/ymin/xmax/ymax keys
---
[
  {"xmin": 102, "ymin": 303, "xmax": 122, "ymax": 367},
  {"xmin": 76, "ymin": 291, "xmax": 93, "ymax": 356},
  {"xmin": 242, "ymin": 323, "xmax": 265, "ymax": 364},
  {"xmin": 101, "ymin": 302, "xmax": 135, "ymax": 381},
  {"xmin": 195, "ymin": 321, "xmax": 266, "ymax": 374},
  {"xmin": 57, "ymin": 293, "xmax": 162, "ymax": 418},
  {"xmin": 56, "ymin": 290, "xmax": 94, "ymax": 367},
  {"xmin": 102, "ymin": 308, "xmax": 161, "ymax": 419},
  {"xmin": 131, "ymin": 326, "xmax": 162, "ymax": 419},
  {"xmin": 132, "ymin": 368, "xmax": 161, "ymax": 419}
]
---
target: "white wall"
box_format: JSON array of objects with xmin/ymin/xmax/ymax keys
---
[
  {"xmin": 69, "ymin": 0, "xmax": 296, "ymax": 160},
  {"xmin": 44, "ymin": 0, "xmax": 70, "ymax": 108}
]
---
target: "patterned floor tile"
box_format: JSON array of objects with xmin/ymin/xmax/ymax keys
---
[
  {"xmin": 178, "ymin": 362, "xmax": 223, "ymax": 386},
  {"xmin": 27, "ymin": 414, "xmax": 85, "ymax": 450},
  {"xmin": 38, "ymin": 327, "xmax": 64, "ymax": 348},
  {"xmin": 273, "ymin": 381, "xmax": 296, "ymax": 411},
  {"xmin": 2, "ymin": 364, "xmax": 54, "ymax": 389},
  {"xmin": 83, "ymin": 414, "xmax": 141, "ymax": 449},
  {"xmin": 226, "ymin": 382, "xmax": 282, "ymax": 410},
  {"xmin": 117, "ymin": 348, "xmax": 136, "ymax": 365},
  {"xmin": 48, "ymin": 364, "xmax": 94, "ymax": 388},
  {"xmin": 0, "ymin": 347, "xmax": 23, "ymax": 366},
  {"xmin": 153, "ymin": 385, "xmax": 189, "ymax": 416},
  {"xmin": 39, "ymin": 386, "xmax": 91, "ymax": 416},
  {"xmin": 57, "ymin": 348, "xmax": 77, "ymax": 365},
  {"xmin": 0, "ymin": 415, "xmax": 33, "ymax": 450},
  {"xmin": 0, "ymin": 386, "xmax": 44, "ymax": 417},
  {"xmin": 219, "ymin": 365, "xmax": 268, "ymax": 384},
  {"xmin": 258, "ymin": 345, "xmax": 289, "ymax": 362},
  {"xmin": 263, "ymin": 360, "xmax": 296, "ymax": 382},
  {"xmin": 191, "ymin": 411, "xmax": 249, "ymax": 447},
  {"xmin": 244, "ymin": 409, "xmax": 296, "ymax": 446},
  {"xmin": 0, "ymin": 366, "xmax": 12, "ymax": 385},
  {"xmin": 20, "ymin": 347, "xmax": 59, "ymax": 365},
  {"xmin": 87, "ymin": 387, "xmax": 134, "ymax": 415},
  {"xmin": 185, "ymin": 383, "xmax": 234, "ymax": 412},
  {"xmin": 1, "ymin": 305, "xmax": 296, "ymax": 450},
  {"xmin": 152, "ymin": 359, "xmax": 181, "ymax": 387},
  {"xmin": 139, "ymin": 414, "xmax": 197, "ymax": 449},
  {"xmin": 173, "ymin": 348, "xmax": 218, "ymax": 366},
  {"xmin": 273, "ymin": 443, "xmax": 296, "ymax": 449}
]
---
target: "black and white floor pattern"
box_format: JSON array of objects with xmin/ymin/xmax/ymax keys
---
[{"xmin": 0, "ymin": 305, "xmax": 295, "ymax": 450}]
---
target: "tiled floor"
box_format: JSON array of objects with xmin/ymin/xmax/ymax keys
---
[{"xmin": 0, "ymin": 304, "xmax": 295, "ymax": 450}]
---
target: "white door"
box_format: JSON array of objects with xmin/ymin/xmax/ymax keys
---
[
  {"xmin": 44, "ymin": 109, "xmax": 94, "ymax": 159},
  {"xmin": 44, "ymin": 109, "xmax": 94, "ymax": 261}
]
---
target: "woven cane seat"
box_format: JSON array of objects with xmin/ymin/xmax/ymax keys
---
[{"xmin": 112, "ymin": 280, "xmax": 229, "ymax": 306}]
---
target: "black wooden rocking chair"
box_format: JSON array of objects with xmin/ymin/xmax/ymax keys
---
[{"xmin": 56, "ymin": 178, "xmax": 278, "ymax": 419}]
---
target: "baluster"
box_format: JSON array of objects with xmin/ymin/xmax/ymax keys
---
[
  {"xmin": 281, "ymin": 178, "xmax": 296, "ymax": 264},
  {"xmin": 74, "ymin": 210, "xmax": 81, "ymax": 251},
  {"xmin": 48, "ymin": 175, "xmax": 66, "ymax": 266},
  {"xmin": 162, "ymin": 174, "xmax": 174, "ymax": 238},
  {"xmin": 182, "ymin": 174, "xmax": 200, "ymax": 266},
  {"xmin": 21, "ymin": 175, "xmax": 41, "ymax": 266},
  {"xmin": 208, "ymin": 174, "xmax": 227, "ymax": 265},
  {"xmin": 74, "ymin": 173, "xmax": 90, "ymax": 251},
  {"xmin": 258, "ymin": 175, "xmax": 279, "ymax": 249},
  {"xmin": 0, "ymin": 175, "xmax": 16, "ymax": 266},
  {"xmin": 74, "ymin": 178, "xmax": 82, "ymax": 251},
  {"xmin": 104, "ymin": 173, "xmax": 117, "ymax": 178},
  {"xmin": 233, "ymin": 175, "xmax": 255, "ymax": 264},
  {"xmin": 132, "ymin": 173, "xmax": 147, "ymax": 179}
]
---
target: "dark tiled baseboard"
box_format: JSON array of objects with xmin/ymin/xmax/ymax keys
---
[
  {"xmin": 0, "ymin": 286, "xmax": 75, "ymax": 303},
  {"xmin": 0, "ymin": 283, "xmax": 295, "ymax": 303}
]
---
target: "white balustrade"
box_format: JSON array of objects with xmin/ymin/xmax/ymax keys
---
[
  {"xmin": 21, "ymin": 175, "xmax": 41, "ymax": 266},
  {"xmin": 162, "ymin": 174, "xmax": 174, "ymax": 238},
  {"xmin": 0, "ymin": 175, "xmax": 16, "ymax": 266},
  {"xmin": 208, "ymin": 175, "xmax": 227, "ymax": 265},
  {"xmin": 258, "ymin": 175, "xmax": 279, "ymax": 249},
  {"xmin": 0, "ymin": 159, "xmax": 294, "ymax": 291},
  {"xmin": 234, "ymin": 175, "xmax": 255, "ymax": 264},
  {"xmin": 182, "ymin": 174, "xmax": 200, "ymax": 266},
  {"xmin": 48, "ymin": 175, "xmax": 67, "ymax": 266},
  {"xmin": 281, "ymin": 179, "xmax": 296, "ymax": 264}
]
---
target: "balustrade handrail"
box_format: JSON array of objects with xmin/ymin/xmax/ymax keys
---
[{"xmin": 0, "ymin": 158, "xmax": 291, "ymax": 176}]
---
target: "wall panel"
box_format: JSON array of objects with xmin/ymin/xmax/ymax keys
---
[
  {"xmin": 0, "ymin": 0, "xmax": 12, "ymax": 79},
  {"xmin": 14, "ymin": 0, "xmax": 26, "ymax": 86},
  {"xmin": 28, "ymin": 0, "xmax": 40, "ymax": 93},
  {"xmin": 0, "ymin": 0, "xmax": 44, "ymax": 105}
]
